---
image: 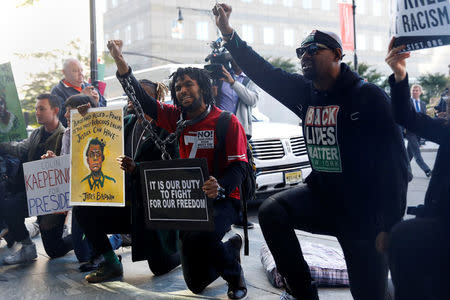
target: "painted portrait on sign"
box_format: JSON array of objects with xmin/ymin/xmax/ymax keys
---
[
  {"xmin": 81, "ymin": 137, "xmax": 116, "ymax": 191},
  {"xmin": 70, "ymin": 106, "xmax": 124, "ymax": 207}
]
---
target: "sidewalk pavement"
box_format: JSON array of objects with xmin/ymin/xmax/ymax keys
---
[
  {"xmin": 411, "ymin": 140, "xmax": 439, "ymax": 152},
  {"xmin": 0, "ymin": 220, "xmax": 353, "ymax": 300},
  {"xmin": 0, "ymin": 150, "xmax": 435, "ymax": 300}
]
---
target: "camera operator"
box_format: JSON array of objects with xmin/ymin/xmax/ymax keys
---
[
  {"xmin": 213, "ymin": 60, "xmax": 259, "ymax": 138},
  {"xmin": 205, "ymin": 39, "xmax": 259, "ymax": 140},
  {"xmin": 211, "ymin": 58, "xmax": 259, "ymax": 230}
]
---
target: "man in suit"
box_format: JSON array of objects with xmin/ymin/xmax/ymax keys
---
[{"xmin": 406, "ymin": 84, "xmax": 431, "ymax": 177}]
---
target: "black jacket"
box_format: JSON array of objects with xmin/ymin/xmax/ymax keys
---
[
  {"xmin": 225, "ymin": 33, "xmax": 409, "ymax": 235},
  {"xmin": 123, "ymin": 114, "xmax": 179, "ymax": 262},
  {"xmin": 390, "ymin": 75, "xmax": 450, "ymax": 221}
]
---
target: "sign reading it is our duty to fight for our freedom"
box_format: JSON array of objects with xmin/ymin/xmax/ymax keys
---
[
  {"xmin": 23, "ymin": 155, "xmax": 71, "ymax": 217},
  {"xmin": 70, "ymin": 106, "xmax": 125, "ymax": 207},
  {"xmin": 140, "ymin": 158, "xmax": 214, "ymax": 231},
  {"xmin": 392, "ymin": 0, "xmax": 450, "ymax": 51}
]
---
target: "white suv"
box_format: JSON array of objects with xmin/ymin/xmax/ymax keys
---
[{"xmin": 251, "ymin": 111, "xmax": 311, "ymax": 199}]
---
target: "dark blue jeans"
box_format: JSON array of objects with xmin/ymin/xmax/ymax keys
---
[
  {"xmin": 179, "ymin": 197, "xmax": 241, "ymax": 294},
  {"xmin": 1, "ymin": 192, "xmax": 29, "ymax": 243},
  {"xmin": 71, "ymin": 215, "xmax": 93, "ymax": 262},
  {"xmin": 259, "ymin": 185, "xmax": 388, "ymax": 300}
]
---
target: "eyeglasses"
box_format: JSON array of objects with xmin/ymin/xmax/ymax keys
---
[{"xmin": 296, "ymin": 43, "xmax": 331, "ymax": 59}]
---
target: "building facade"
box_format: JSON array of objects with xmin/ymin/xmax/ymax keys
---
[{"xmin": 103, "ymin": 0, "xmax": 445, "ymax": 91}]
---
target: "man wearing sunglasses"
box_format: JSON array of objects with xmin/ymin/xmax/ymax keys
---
[{"xmin": 213, "ymin": 4, "xmax": 410, "ymax": 300}]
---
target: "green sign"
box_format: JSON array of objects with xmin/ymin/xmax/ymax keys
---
[{"xmin": 0, "ymin": 62, "xmax": 27, "ymax": 142}]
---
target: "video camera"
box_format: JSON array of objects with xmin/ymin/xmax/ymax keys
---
[{"xmin": 204, "ymin": 37, "xmax": 233, "ymax": 81}]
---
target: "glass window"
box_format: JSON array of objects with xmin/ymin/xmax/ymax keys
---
[
  {"xmin": 242, "ymin": 24, "xmax": 254, "ymax": 43},
  {"xmin": 171, "ymin": 20, "xmax": 183, "ymax": 39},
  {"xmin": 136, "ymin": 22, "xmax": 144, "ymax": 40},
  {"xmin": 357, "ymin": 0, "xmax": 366, "ymax": 15},
  {"xmin": 302, "ymin": 0, "xmax": 312, "ymax": 9},
  {"xmin": 283, "ymin": 0, "xmax": 293, "ymax": 7},
  {"xmin": 113, "ymin": 29, "xmax": 120, "ymax": 39},
  {"xmin": 262, "ymin": 0, "xmax": 274, "ymax": 4},
  {"xmin": 124, "ymin": 25, "xmax": 131, "ymax": 45},
  {"xmin": 321, "ymin": 0, "xmax": 330, "ymax": 10},
  {"xmin": 357, "ymin": 34, "xmax": 366, "ymax": 50},
  {"xmin": 241, "ymin": 0, "xmax": 252, "ymax": 2},
  {"xmin": 373, "ymin": 35, "xmax": 383, "ymax": 51},
  {"xmin": 111, "ymin": 0, "xmax": 118, "ymax": 8},
  {"xmin": 196, "ymin": 21, "xmax": 209, "ymax": 41},
  {"xmin": 264, "ymin": 27, "xmax": 274, "ymax": 45},
  {"xmin": 284, "ymin": 28, "xmax": 294, "ymax": 46},
  {"xmin": 373, "ymin": 1, "xmax": 382, "ymax": 16}
]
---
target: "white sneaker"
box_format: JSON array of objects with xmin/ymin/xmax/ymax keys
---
[
  {"xmin": 280, "ymin": 291, "xmax": 297, "ymax": 300},
  {"xmin": 3, "ymin": 243, "xmax": 37, "ymax": 265},
  {"xmin": 0, "ymin": 228, "xmax": 8, "ymax": 240},
  {"xmin": 25, "ymin": 221, "xmax": 40, "ymax": 238}
]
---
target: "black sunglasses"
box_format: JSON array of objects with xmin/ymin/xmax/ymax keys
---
[{"xmin": 296, "ymin": 43, "xmax": 331, "ymax": 59}]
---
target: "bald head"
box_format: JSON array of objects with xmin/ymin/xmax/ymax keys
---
[{"xmin": 63, "ymin": 58, "xmax": 84, "ymax": 87}]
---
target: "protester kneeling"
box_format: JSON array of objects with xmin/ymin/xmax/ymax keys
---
[{"xmin": 73, "ymin": 79, "xmax": 181, "ymax": 283}]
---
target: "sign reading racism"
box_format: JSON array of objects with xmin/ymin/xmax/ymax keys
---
[
  {"xmin": 391, "ymin": 0, "xmax": 450, "ymax": 51},
  {"xmin": 23, "ymin": 155, "xmax": 71, "ymax": 216},
  {"xmin": 0, "ymin": 62, "xmax": 27, "ymax": 143},
  {"xmin": 70, "ymin": 106, "xmax": 125, "ymax": 207},
  {"xmin": 140, "ymin": 158, "xmax": 214, "ymax": 231}
]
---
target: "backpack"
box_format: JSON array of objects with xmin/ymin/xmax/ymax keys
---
[{"xmin": 214, "ymin": 111, "xmax": 256, "ymax": 256}]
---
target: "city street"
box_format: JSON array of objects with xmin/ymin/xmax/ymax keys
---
[{"xmin": 0, "ymin": 144, "xmax": 438, "ymax": 300}]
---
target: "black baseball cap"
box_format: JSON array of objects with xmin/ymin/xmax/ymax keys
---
[{"xmin": 301, "ymin": 30, "xmax": 343, "ymax": 51}]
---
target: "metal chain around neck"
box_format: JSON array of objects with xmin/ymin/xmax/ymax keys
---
[
  {"xmin": 121, "ymin": 76, "xmax": 213, "ymax": 160},
  {"xmin": 122, "ymin": 76, "xmax": 180, "ymax": 160}
]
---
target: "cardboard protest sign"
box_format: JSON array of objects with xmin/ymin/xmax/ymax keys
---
[
  {"xmin": 0, "ymin": 62, "xmax": 27, "ymax": 142},
  {"xmin": 391, "ymin": 0, "xmax": 450, "ymax": 51},
  {"xmin": 23, "ymin": 155, "xmax": 71, "ymax": 216},
  {"xmin": 140, "ymin": 158, "xmax": 214, "ymax": 231},
  {"xmin": 70, "ymin": 106, "xmax": 125, "ymax": 207}
]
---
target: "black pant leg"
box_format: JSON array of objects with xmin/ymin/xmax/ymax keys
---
[
  {"xmin": 258, "ymin": 185, "xmax": 335, "ymax": 298},
  {"xmin": 337, "ymin": 236, "xmax": 388, "ymax": 300},
  {"xmin": 145, "ymin": 230, "xmax": 181, "ymax": 276},
  {"xmin": 407, "ymin": 134, "xmax": 430, "ymax": 172},
  {"xmin": 39, "ymin": 214, "xmax": 73, "ymax": 259},
  {"xmin": 73, "ymin": 206, "xmax": 130, "ymax": 258},
  {"xmin": 180, "ymin": 198, "xmax": 240, "ymax": 294},
  {"xmin": 3, "ymin": 192, "xmax": 29, "ymax": 242},
  {"xmin": 389, "ymin": 218, "xmax": 450, "ymax": 300}
]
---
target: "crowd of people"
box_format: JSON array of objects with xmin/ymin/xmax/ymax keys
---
[{"xmin": 0, "ymin": 3, "xmax": 449, "ymax": 300}]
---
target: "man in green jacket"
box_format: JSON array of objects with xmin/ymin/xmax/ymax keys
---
[{"xmin": 0, "ymin": 93, "xmax": 68, "ymax": 265}]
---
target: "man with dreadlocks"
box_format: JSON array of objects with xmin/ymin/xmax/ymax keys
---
[
  {"xmin": 73, "ymin": 79, "xmax": 181, "ymax": 283},
  {"xmin": 108, "ymin": 39, "xmax": 248, "ymax": 300}
]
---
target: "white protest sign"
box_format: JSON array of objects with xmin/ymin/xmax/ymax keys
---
[
  {"xmin": 23, "ymin": 155, "xmax": 71, "ymax": 216},
  {"xmin": 391, "ymin": 0, "xmax": 450, "ymax": 51}
]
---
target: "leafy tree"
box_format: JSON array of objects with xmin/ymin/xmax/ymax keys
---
[
  {"xmin": 416, "ymin": 73, "xmax": 450, "ymax": 104},
  {"xmin": 17, "ymin": 39, "xmax": 90, "ymax": 124},
  {"xmin": 265, "ymin": 57, "xmax": 297, "ymax": 73},
  {"xmin": 346, "ymin": 62, "xmax": 389, "ymax": 89},
  {"xmin": 16, "ymin": 0, "xmax": 40, "ymax": 7}
]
